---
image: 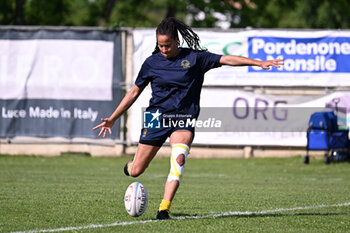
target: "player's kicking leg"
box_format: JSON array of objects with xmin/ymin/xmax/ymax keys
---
[{"xmin": 156, "ymin": 130, "xmax": 193, "ymax": 220}]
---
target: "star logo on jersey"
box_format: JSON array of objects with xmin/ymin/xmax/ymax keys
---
[
  {"xmin": 181, "ymin": 59, "xmax": 190, "ymax": 69},
  {"xmin": 143, "ymin": 109, "xmax": 162, "ymax": 128}
]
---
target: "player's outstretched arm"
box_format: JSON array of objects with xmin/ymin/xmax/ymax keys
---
[
  {"xmin": 219, "ymin": 55, "xmax": 284, "ymax": 70},
  {"xmin": 93, "ymin": 85, "xmax": 145, "ymax": 137}
]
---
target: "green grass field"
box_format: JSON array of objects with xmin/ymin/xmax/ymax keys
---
[{"xmin": 1, "ymin": 154, "xmax": 350, "ymax": 233}]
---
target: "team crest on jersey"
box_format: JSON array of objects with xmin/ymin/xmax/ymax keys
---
[{"xmin": 181, "ymin": 59, "xmax": 190, "ymax": 69}]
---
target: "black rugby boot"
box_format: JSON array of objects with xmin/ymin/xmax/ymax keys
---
[{"xmin": 156, "ymin": 210, "xmax": 172, "ymax": 220}]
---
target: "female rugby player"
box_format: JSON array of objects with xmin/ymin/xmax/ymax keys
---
[{"xmin": 93, "ymin": 17, "xmax": 283, "ymax": 220}]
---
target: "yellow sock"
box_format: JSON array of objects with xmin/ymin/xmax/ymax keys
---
[{"xmin": 158, "ymin": 199, "xmax": 171, "ymax": 212}]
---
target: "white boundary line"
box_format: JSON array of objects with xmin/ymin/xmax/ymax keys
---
[{"xmin": 12, "ymin": 202, "xmax": 350, "ymax": 233}]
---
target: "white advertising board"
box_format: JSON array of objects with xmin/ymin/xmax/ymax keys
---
[
  {"xmin": 0, "ymin": 40, "xmax": 114, "ymax": 100},
  {"xmin": 133, "ymin": 29, "xmax": 350, "ymax": 87}
]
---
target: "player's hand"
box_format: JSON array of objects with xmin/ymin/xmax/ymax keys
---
[
  {"xmin": 93, "ymin": 118, "xmax": 115, "ymax": 137},
  {"xmin": 260, "ymin": 58, "xmax": 284, "ymax": 70}
]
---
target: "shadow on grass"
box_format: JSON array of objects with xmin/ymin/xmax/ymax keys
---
[{"xmin": 171, "ymin": 211, "xmax": 346, "ymax": 220}]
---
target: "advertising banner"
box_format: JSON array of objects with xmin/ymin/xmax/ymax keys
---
[
  {"xmin": 133, "ymin": 29, "xmax": 350, "ymax": 87},
  {"xmin": 128, "ymin": 88, "xmax": 350, "ymax": 146},
  {"xmin": 0, "ymin": 29, "xmax": 123, "ymax": 138}
]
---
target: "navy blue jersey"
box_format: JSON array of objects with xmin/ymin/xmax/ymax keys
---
[{"xmin": 135, "ymin": 48, "xmax": 222, "ymax": 118}]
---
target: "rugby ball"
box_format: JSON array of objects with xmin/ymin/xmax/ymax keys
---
[{"xmin": 124, "ymin": 182, "xmax": 148, "ymax": 217}]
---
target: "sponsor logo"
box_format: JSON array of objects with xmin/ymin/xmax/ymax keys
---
[
  {"xmin": 249, "ymin": 37, "xmax": 350, "ymax": 73},
  {"xmin": 202, "ymin": 41, "xmax": 244, "ymax": 56}
]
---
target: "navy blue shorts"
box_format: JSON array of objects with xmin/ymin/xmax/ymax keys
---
[{"xmin": 139, "ymin": 126, "xmax": 195, "ymax": 147}]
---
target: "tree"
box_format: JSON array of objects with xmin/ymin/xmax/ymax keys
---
[
  {"xmin": 100, "ymin": 0, "xmax": 117, "ymax": 25},
  {"xmin": 25, "ymin": 0, "xmax": 71, "ymax": 25},
  {"xmin": 14, "ymin": 0, "xmax": 26, "ymax": 25},
  {"xmin": 1, "ymin": 0, "xmax": 13, "ymax": 24},
  {"xmin": 0, "ymin": 0, "xmax": 348, "ymax": 28},
  {"xmin": 226, "ymin": 0, "xmax": 350, "ymax": 29}
]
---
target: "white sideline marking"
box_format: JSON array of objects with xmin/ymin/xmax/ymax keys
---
[{"xmin": 12, "ymin": 202, "xmax": 350, "ymax": 233}]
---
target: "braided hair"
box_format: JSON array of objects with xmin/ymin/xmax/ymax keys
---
[{"xmin": 152, "ymin": 17, "xmax": 206, "ymax": 54}]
